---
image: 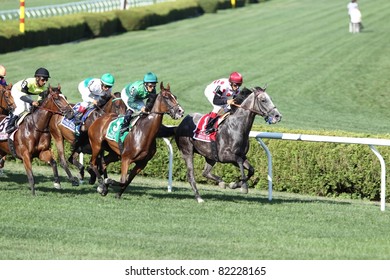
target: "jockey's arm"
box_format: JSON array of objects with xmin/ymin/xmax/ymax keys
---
[{"xmin": 212, "ymin": 92, "xmax": 228, "ymax": 106}]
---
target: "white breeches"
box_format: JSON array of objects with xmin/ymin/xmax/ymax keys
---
[{"xmin": 11, "ymin": 87, "xmax": 32, "ymax": 115}]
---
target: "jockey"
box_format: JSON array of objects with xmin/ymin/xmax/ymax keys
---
[
  {"xmin": 119, "ymin": 72, "xmax": 158, "ymax": 134},
  {"xmin": 0, "ymin": 65, "xmax": 8, "ymax": 86},
  {"xmin": 73, "ymin": 73, "xmax": 115, "ymax": 128},
  {"xmin": 6, "ymin": 67, "xmax": 50, "ymax": 134},
  {"xmin": 203, "ymin": 71, "xmax": 243, "ymax": 133}
]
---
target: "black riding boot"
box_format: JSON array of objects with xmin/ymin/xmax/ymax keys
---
[
  {"xmin": 205, "ymin": 116, "xmax": 219, "ymax": 134},
  {"xmin": 73, "ymin": 111, "xmax": 84, "ymax": 125},
  {"xmin": 120, "ymin": 111, "xmax": 133, "ymax": 134},
  {"xmin": 5, "ymin": 115, "xmax": 18, "ymax": 134}
]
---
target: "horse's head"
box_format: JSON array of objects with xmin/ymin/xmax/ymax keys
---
[
  {"xmin": 157, "ymin": 82, "xmax": 184, "ymax": 120},
  {"xmin": 106, "ymin": 92, "xmax": 127, "ymax": 115},
  {"xmin": 237, "ymin": 86, "xmax": 282, "ymax": 124},
  {"xmin": 41, "ymin": 84, "xmax": 74, "ymax": 119},
  {"xmin": 0, "ymin": 84, "xmax": 16, "ymax": 113}
]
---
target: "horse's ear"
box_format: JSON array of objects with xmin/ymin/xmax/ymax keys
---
[
  {"xmin": 57, "ymin": 83, "xmax": 61, "ymax": 90},
  {"xmin": 160, "ymin": 81, "xmax": 164, "ymax": 90},
  {"xmin": 166, "ymin": 83, "xmax": 170, "ymax": 90}
]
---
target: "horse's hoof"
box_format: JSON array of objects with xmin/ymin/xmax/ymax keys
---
[
  {"xmin": 229, "ymin": 182, "xmax": 239, "ymax": 189},
  {"xmin": 97, "ymin": 185, "xmax": 103, "ymax": 194},
  {"xmin": 54, "ymin": 183, "xmax": 62, "ymax": 190},
  {"xmin": 196, "ymin": 197, "xmax": 205, "ymax": 203},
  {"xmin": 71, "ymin": 177, "xmax": 79, "ymax": 187},
  {"xmin": 89, "ymin": 177, "xmax": 96, "ymax": 185},
  {"xmin": 104, "ymin": 178, "xmax": 113, "ymax": 185},
  {"xmin": 241, "ymin": 187, "xmax": 248, "ymax": 194},
  {"xmin": 218, "ymin": 182, "xmax": 226, "ymax": 189}
]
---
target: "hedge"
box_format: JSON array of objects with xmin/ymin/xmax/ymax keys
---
[{"xmin": 0, "ymin": 0, "xmax": 254, "ymax": 54}]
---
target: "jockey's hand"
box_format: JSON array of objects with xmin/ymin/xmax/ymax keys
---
[
  {"xmin": 32, "ymin": 101, "xmax": 39, "ymax": 107},
  {"xmin": 140, "ymin": 107, "xmax": 146, "ymax": 113},
  {"xmin": 92, "ymin": 100, "xmax": 98, "ymax": 106},
  {"xmin": 227, "ymin": 99, "xmax": 235, "ymax": 105}
]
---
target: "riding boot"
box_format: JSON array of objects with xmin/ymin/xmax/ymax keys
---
[
  {"xmin": 120, "ymin": 110, "xmax": 133, "ymax": 134},
  {"xmin": 73, "ymin": 111, "xmax": 84, "ymax": 125},
  {"xmin": 205, "ymin": 112, "xmax": 219, "ymax": 134},
  {"xmin": 5, "ymin": 115, "xmax": 18, "ymax": 134}
]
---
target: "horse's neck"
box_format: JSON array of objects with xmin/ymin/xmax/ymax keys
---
[
  {"xmin": 225, "ymin": 104, "xmax": 256, "ymax": 136},
  {"xmin": 103, "ymin": 98, "xmax": 113, "ymax": 113},
  {"xmin": 25, "ymin": 108, "xmax": 52, "ymax": 130}
]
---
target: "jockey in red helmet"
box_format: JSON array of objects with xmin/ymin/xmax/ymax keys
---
[{"xmin": 203, "ymin": 72, "xmax": 243, "ymax": 133}]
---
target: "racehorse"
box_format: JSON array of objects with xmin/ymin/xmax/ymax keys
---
[
  {"xmin": 0, "ymin": 84, "xmax": 15, "ymax": 171},
  {"xmin": 88, "ymin": 82, "xmax": 184, "ymax": 198},
  {"xmin": 173, "ymin": 86, "xmax": 282, "ymax": 203},
  {"xmin": 0, "ymin": 84, "xmax": 15, "ymax": 115},
  {"xmin": 0, "ymin": 85, "xmax": 74, "ymax": 195},
  {"xmin": 49, "ymin": 92, "xmax": 126, "ymax": 185}
]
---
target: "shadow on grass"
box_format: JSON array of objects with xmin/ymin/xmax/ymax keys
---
[
  {"xmin": 104, "ymin": 182, "xmax": 352, "ymax": 207},
  {"xmin": 1, "ymin": 170, "xmax": 352, "ymax": 207}
]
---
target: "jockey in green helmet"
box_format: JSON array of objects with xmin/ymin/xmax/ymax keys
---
[{"xmin": 119, "ymin": 72, "xmax": 158, "ymax": 135}]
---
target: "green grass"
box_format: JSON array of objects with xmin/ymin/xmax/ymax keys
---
[
  {"xmin": 1, "ymin": 161, "xmax": 390, "ymax": 260},
  {"xmin": 1, "ymin": 0, "xmax": 390, "ymax": 260}
]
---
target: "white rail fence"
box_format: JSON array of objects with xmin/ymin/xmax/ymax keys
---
[
  {"xmin": 249, "ymin": 131, "xmax": 390, "ymax": 212},
  {"xmin": 0, "ymin": 0, "xmax": 172, "ymax": 21},
  {"xmin": 160, "ymin": 132, "xmax": 390, "ymax": 212}
]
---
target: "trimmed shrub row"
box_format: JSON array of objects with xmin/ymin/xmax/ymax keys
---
[{"xmin": 0, "ymin": 0, "xmax": 255, "ymax": 54}]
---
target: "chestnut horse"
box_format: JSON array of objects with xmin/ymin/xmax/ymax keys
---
[
  {"xmin": 0, "ymin": 85, "xmax": 74, "ymax": 195},
  {"xmin": 0, "ymin": 84, "xmax": 15, "ymax": 171},
  {"xmin": 173, "ymin": 86, "xmax": 282, "ymax": 203},
  {"xmin": 0, "ymin": 84, "xmax": 15, "ymax": 115},
  {"xmin": 49, "ymin": 92, "xmax": 126, "ymax": 186},
  {"xmin": 88, "ymin": 82, "xmax": 184, "ymax": 198}
]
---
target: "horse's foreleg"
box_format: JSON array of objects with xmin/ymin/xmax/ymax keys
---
[
  {"xmin": 39, "ymin": 150, "xmax": 61, "ymax": 190},
  {"xmin": 68, "ymin": 151, "xmax": 85, "ymax": 183},
  {"xmin": 181, "ymin": 153, "xmax": 204, "ymax": 203},
  {"xmin": 21, "ymin": 154, "xmax": 35, "ymax": 195},
  {"xmin": 55, "ymin": 140, "xmax": 79, "ymax": 186},
  {"xmin": 202, "ymin": 158, "xmax": 225, "ymax": 189}
]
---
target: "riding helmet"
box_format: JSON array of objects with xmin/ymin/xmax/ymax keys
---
[
  {"xmin": 0, "ymin": 65, "xmax": 6, "ymax": 76},
  {"xmin": 229, "ymin": 72, "xmax": 243, "ymax": 85},
  {"xmin": 143, "ymin": 72, "xmax": 158, "ymax": 83},
  {"xmin": 100, "ymin": 73, "xmax": 115, "ymax": 87},
  {"xmin": 35, "ymin": 67, "xmax": 50, "ymax": 78}
]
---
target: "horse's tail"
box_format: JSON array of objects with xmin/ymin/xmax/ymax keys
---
[{"xmin": 157, "ymin": 124, "xmax": 177, "ymax": 138}]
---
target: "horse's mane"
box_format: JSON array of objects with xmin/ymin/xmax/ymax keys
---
[{"xmin": 145, "ymin": 92, "xmax": 157, "ymax": 112}]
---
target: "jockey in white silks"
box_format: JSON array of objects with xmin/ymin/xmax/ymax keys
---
[{"xmin": 203, "ymin": 72, "xmax": 243, "ymax": 133}]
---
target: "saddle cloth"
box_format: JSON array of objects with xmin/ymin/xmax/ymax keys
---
[
  {"xmin": 193, "ymin": 113, "xmax": 217, "ymax": 142},
  {"xmin": 60, "ymin": 103, "xmax": 95, "ymax": 132},
  {"xmin": 0, "ymin": 112, "xmax": 29, "ymax": 141},
  {"xmin": 105, "ymin": 115, "xmax": 139, "ymax": 143}
]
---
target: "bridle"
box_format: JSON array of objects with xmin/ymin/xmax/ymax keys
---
[
  {"xmin": 149, "ymin": 90, "xmax": 182, "ymax": 117},
  {"xmin": 234, "ymin": 89, "xmax": 277, "ymax": 120}
]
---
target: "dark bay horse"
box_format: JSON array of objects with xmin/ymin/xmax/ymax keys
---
[
  {"xmin": 49, "ymin": 92, "xmax": 126, "ymax": 185},
  {"xmin": 88, "ymin": 82, "xmax": 184, "ymax": 198},
  {"xmin": 0, "ymin": 85, "xmax": 74, "ymax": 195},
  {"xmin": 174, "ymin": 86, "xmax": 282, "ymax": 203}
]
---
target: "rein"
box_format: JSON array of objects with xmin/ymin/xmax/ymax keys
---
[{"xmin": 233, "ymin": 91, "xmax": 277, "ymax": 117}]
